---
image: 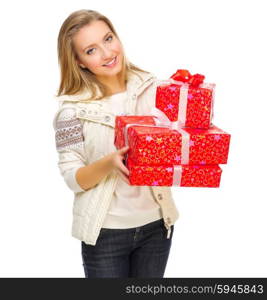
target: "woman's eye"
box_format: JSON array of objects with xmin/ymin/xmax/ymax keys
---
[
  {"xmin": 86, "ymin": 36, "xmax": 113, "ymax": 55},
  {"xmin": 86, "ymin": 48, "xmax": 95, "ymax": 55}
]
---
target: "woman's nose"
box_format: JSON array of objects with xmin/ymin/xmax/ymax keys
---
[{"xmin": 101, "ymin": 46, "xmax": 113, "ymax": 60}]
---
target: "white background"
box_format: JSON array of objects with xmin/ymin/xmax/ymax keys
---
[{"xmin": 0, "ymin": 0, "xmax": 266, "ymax": 277}]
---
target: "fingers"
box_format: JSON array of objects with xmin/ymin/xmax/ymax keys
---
[
  {"xmin": 118, "ymin": 146, "xmax": 130, "ymax": 154},
  {"xmin": 113, "ymin": 146, "xmax": 130, "ymax": 180},
  {"xmin": 117, "ymin": 169, "xmax": 130, "ymax": 185},
  {"xmin": 120, "ymin": 162, "xmax": 130, "ymax": 176}
]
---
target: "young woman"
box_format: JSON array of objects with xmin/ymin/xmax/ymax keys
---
[{"xmin": 53, "ymin": 9, "xmax": 179, "ymax": 278}]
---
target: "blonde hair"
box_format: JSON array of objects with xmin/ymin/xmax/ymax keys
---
[{"xmin": 56, "ymin": 9, "xmax": 149, "ymax": 101}]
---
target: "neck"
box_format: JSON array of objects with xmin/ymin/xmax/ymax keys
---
[
  {"xmin": 106, "ymin": 78, "xmax": 126, "ymax": 95},
  {"xmin": 97, "ymin": 70, "xmax": 127, "ymax": 96}
]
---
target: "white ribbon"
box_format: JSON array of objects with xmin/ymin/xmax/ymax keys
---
[
  {"xmin": 158, "ymin": 78, "xmax": 189, "ymax": 126},
  {"xmin": 149, "ymin": 107, "xmax": 190, "ymax": 165},
  {"xmin": 172, "ymin": 165, "xmax": 183, "ymax": 186},
  {"xmin": 169, "ymin": 79, "xmax": 189, "ymax": 126}
]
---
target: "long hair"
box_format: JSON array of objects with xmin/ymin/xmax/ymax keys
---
[{"xmin": 56, "ymin": 9, "xmax": 149, "ymax": 101}]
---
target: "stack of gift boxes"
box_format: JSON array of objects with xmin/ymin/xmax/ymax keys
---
[{"xmin": 114, "ymin": 69, "xmax": 231, "ymax": 187}]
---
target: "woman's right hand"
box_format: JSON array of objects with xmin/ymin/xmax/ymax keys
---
[{"xmin": 110, "ymin": 146, "xmax": 130, "ymax": 184}]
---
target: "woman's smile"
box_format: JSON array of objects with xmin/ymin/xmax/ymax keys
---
[{"xmin": 102, "ymin": 56, "xmax": 118, "ymax": 68}]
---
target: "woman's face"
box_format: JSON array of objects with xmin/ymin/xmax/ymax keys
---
[{"xmin": 73, "ymin": 20, "xmax": 124, "ymax": 81}]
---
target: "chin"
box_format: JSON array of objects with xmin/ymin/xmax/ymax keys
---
[{"xmin": 107, "ymin": 65, "xmax": 123, "ymax": 76}]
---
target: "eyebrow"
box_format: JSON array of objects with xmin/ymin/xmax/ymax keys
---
[{"xmin": 83, "ymin": 31, "xmax": 112, "ymax": 52}]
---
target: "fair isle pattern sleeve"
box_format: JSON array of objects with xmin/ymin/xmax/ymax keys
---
[
  {"xmin": 55, "ymin": 112, "xmax": 84, "ymax": 151},
  {"xmin": 54, "ymin": 107, "xmax": 87, "ymax": 193}
]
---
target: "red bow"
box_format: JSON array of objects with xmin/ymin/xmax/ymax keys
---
[{"xmin": 170, "ymin": 69, "xmax": 205, "ymax": 87}]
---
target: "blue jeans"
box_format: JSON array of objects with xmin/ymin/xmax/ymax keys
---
[{"xmin": 81, "ymin": 218, "xmax": 174, "ymax": 278}]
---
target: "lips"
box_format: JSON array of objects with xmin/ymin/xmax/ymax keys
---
[{"xmin": 103, "ymin": 56, "xmax": 117, "ymax": 67}]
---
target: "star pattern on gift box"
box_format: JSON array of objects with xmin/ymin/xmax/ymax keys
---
[
  {"xmin": 156, "ymin": 137, "xmax": 163, "ymax": 144},
  {"xmin": 174, "ymin": 155, "xmax": 181, "ymax": 162},
  {"xmin": 166, "ymin": 167, "xmax": 172, "ymax": 172},
  {"xmin": 214, "ymin": 135, "xmax": 221, "ymax": 141},
  {"xmin": 188, "ymin": 93, "xmax": 193, "ymax": 100},
  {"xmin": 189, "ymin": 140, "xmax": 195, "ymax": 147},
  {"xmin": 168, "ymin": 86, "xmax": 178, "ymax": 92},
  {"xmin": 166, "ymin": 103, "xmax": 174, "ymax": 110},
  {"xmin": 146, "ymin": 135, "xmax": 153, "ymax": 142}
]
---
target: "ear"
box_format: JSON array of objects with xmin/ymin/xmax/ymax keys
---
[
  {"xmin": 79, "ymin": 63, "xmax": 86, "ymax": 69},
  {"xmin": 76, "ymin": 59, "xmax": 86, "ymax": 69}
]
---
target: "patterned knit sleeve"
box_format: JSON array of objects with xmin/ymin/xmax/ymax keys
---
[{"xmin": 53, "ymin": 107, "xmax": 87, "ymax": 193}]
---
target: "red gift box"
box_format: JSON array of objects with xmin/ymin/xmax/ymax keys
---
[
  {"xmin": 156, "ymin": 69, "xmax": 215, "ymax": 129},
  {"xmin": 114, "ymin": 116, "xmax": 155, "ymax": 150},
  {"xmin": 114, "ymin": 115, "xmax": 231, "ymax": 165},
  {"xmin": 126, "ymin": 157, "xmax": 222, "ymax": 187}
]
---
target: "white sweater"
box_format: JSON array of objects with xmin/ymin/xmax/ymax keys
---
[{"xmin": 100, "ymin": 91, "xmax": 162, "ymax": 229}]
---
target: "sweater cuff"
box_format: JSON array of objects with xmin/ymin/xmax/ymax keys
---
[{"xmin": 65, "ymin": 166, "xmax": 86, "ymax": 193}]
